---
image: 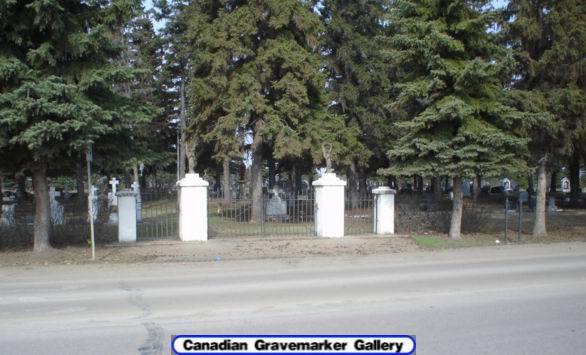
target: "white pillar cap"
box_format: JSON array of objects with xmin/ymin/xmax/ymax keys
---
[
  {"xmin": 177, "ymin": 173, "xmax": 209, "ymax": 187},
  {"xmin": 372, "ymin": 186, "xmax": 397, "ymax": 195},
  {"xmin": 116, "ymin": 190, "xmax": 137, "ymax": 197},
  {"xmin": 312, "ymin": 172, "xmax": 347, "ymax": 187}
]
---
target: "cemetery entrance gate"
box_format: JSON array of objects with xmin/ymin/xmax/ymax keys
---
[{"xmin": 136, "ymin": 189, "xmax": 178, "ymax": 241}]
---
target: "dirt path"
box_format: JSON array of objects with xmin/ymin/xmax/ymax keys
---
[{"xmin": 0, "ymin": 235, "xmax": 419, "ymax": 267}]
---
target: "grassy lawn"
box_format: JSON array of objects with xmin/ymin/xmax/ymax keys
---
[
  {"xmin": 412, "ymin": 235, "xmax": 497, "ymax": 249},
  {"xmin": 208, "ymin": 215, "xmax": 315, "ymax": 237}
]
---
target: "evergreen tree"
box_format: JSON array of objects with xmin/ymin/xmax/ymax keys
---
[
  {"xmin": 94, "ymin": 3, "xmax": 170, "ymax": 181},
  {"xmin": 186, "ymin": 0, "xmax": 358, "ymax": 221},
  {"xmin": 320, "ymin": 0, "xmax": 392, "ymax": 205},
  {"xmin": 502, "ymin": 0, "xmax": 586, "ymax": 236},
  {"xmin": 0, "ymin": 0, "xmax": 153, "ymax": 250},
  {"xmin": 154, "ymin": 0, "xmax": 192, "ymax": 180},
  {"xmin": 382, "ymin": 0, "xmax": 527, "ymax": 239}
]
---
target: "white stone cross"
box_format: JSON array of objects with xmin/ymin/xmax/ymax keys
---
[
  {"xmin": 131, "ymin": 181, "xmax": 140, "ymax": 193},
  {"xmin": 109, "ymin": 177, "xmax": 120, "ymax": 206},
  {"xmin": 109, "ymin": 178, "xmax": 119, "ymax": 193}
]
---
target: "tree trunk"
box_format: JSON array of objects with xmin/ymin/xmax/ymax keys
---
[
  {"xmin": 267, "ymin": 155, "xmax": 276, "ymax": 190},
  {"xmin": 533, "ymin": 158, "xmax": 548, "ymax": 237},
  {"xmin": 550, "ymin": 170, "xmax": 557, "ymax": 193},
  {"xmin": 527, "ymin": 174, "xmax": 534, "ymax": 210},
  {"xmin": 250, "ymin": 140, "xmax": 264, "ymax": 223},
  {"xmin": 449, "ymin": 176, "xmax": 463, "ymax": 240},
  {"xmin": 133, "ymin": 165, "xmax": 140, "ymax": 188},
  {"xmin": 473, "ymin": 174, "xmax": 481, "ymax": 202},
  {"xmin": 32, "ymin": 165, "xmax": 51, "ymax": 251},
  {"xmin": 358, "ymin": 167, "xmax": 368, "ymax": 194},
  {"xmin": 432, "ymin": 176, "xmax": 442, "ymax": 201},
  {"xmin": 347, "ymin": 161, "xmax": 359, "ymax": 209},
  {"xmin": 178, "ymin": 81, "xmax": 187, "ymax": 180},
  {"xmin": 293, "ymin": 167, "xmax": 302, "ymax": 196},
  {"xmin": 238, "ymin": 160, "xmax": 246, "ymax": 199},
  {"xmin": 569, "ymin": 149, "xmax": 581, "ymax": 207},
  {"xmin": 0, "ymin": 174, "xmax": 3, "ymax": 222},
  {"xmin": 222, "ymin": 158, "xmax": 231, "ymax": 204},
  {"xmin": 15, "ymin": 172, "xmax": 26, "ymax": 201},
  {"xmin": 416, "ymin": 175, "xmax": 424, "ymax": 194},
  {"xmin": 76, "ymin": 154, "xmax": 85, "ymax": 206}
]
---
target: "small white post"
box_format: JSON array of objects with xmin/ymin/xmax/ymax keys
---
[
  {"xmin": 116, "ymin": 190, "xmax": 137, "ymax": 243},
  {"xmin": 312, "ymin": 172, "xmax": 346, "ymax": 238},
  {"xmin": 109, "ymin": 177, "xmax": 119, "ymax": 206},
  {"xmin": 373, "ymin": 186, "xmax": 396, "ymax": 235},
  {"xmin": 177, "ymin": 173, "xmax": 209, "ymax": 241}
]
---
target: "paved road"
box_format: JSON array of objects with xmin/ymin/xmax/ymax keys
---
[{"xmin": 1, "ymin": 243, "xmax": 586, "ymax": 355}]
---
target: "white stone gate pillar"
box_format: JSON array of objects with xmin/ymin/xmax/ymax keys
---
[
  {"xmin": 116, "ymin": 190, "xmax": 137, "ymax": 242},
  {"xmin": 313, "ymin": 173, "xmax": 346, "ymax": 238},
  {"xmin": 177, "ymin": 173, "xmax": 209, "ymax": 241},
  {"xmin": 373, "ymin": 186, "xmax": 396, "ymax": 235}
]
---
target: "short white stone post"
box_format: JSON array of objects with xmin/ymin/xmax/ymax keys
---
[
  {"xmin": 177, "ymin": 173, "xmax": 209, "ymax": 241},
  {"xmin": 116, "ymin": 190, "xmax": 137, "ymax": 243},
  {"xmin": 312, "ymin": 172, "xmax": 346, "ymax": 238},
  {"xmin": 373, "ymin": 186, "xmax": 396, "ymax": 235}
]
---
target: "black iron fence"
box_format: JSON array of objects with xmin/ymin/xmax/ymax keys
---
[
  {"xmin": 0, "ymin": 195, "xmax": 116, "ymax": 250},
  {"xmin": 137, "ymin": 189, "xmax": 178, "ymax": 241},
  {"xmin": 345, "ymin": 195, "xmax": 374, "ymax": 235},
  {"xmin": 208, "ymin": 193, "xmax": 315, "ymax": 238}
]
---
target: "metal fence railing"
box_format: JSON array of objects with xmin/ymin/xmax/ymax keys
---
[
  {"xmin": 0, "ymin": 195, "xmax": 117, "ymax": 250},
  {"xmin": 345, "ymin": 194, "xmax": 375, "ymax": 235},
  {"xmin": 208, "ymin": 194, "xmax": 315, "ymax": 238},
  {"xmin": 137, "ymin": 189, "xmax": 178, "ymax": 241}
]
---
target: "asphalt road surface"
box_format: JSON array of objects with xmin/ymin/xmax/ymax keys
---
[{"xmin": 1, "ymin": 242, "xmax": 586, "ymax": 355}]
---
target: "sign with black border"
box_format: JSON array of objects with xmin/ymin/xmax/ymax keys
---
[{"xmin": 171, "ymin": 335, "xmax": 416, "ymax": 355}]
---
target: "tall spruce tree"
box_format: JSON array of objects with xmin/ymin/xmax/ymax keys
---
[
  {"xmin": 502, "ymin": 0, "xmax": 586, "ymax": 236},
  {"xmin": 321, "ymin": 0, "xmax": 392, "ymax": 206},
  {"xmin": 154, "ymin": 0, "xmax": 192, "ymax": 180},
  {"xmin": 0, "ymin": 0, "xmax": 153, "ymax": 250},
  {"xmin": 186, "ymin": 0, "xmax": 358, "ymax": 222},
  {"xmin": 382, "ymin": 0, "xmax": 527, "ymax": 239}
]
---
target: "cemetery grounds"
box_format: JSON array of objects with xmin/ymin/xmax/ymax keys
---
[{"xmin": 1, "ymin": 187, "xmax": 585, "ymax": 266}]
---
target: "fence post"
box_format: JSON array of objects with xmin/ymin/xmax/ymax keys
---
[
  {"xmin": 373, "ymin": 186, "xmax": 397, "ymax": 235},
  {"xmin": 312, "ymin": 173, "xmax": 346, "ymax": 238},
  {"xmin": 116, "ymin": 190, "xmax": 137, "ymax": 243},
  {"xmin": 177, "ymin": 173, "xmax": 209, "ymax": 241},
  {"xmin": 504, "ymin": 196, "xmax": 509, "ymax": 243}
]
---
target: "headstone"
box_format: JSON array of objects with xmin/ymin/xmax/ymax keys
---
[
  {"xmin": 109, "ymin": 177, "xmax": 120, "ymax": 206},
  {"xmin": 63, "ymin": 186, "xmax": 70, "ymax": 200},
  {"xmin": 107, "ymin": 211, "xmax": 118, "ymax": 225},
  {"xmin": 131, "ymin": 181, "xmax": 142, "ymax": 222},
  {"xmin": 0, "ymin": 203, "xmax": 16, "ymax": 226},
  {"xmin": 49, "ymin": 186, "xmax": 64, "ymax": 225},
  {"xmin": 266, "ymin": 187, "xmax": 287, "ymax": 218},
  {"xmin": 502, "ymin": 178, "xmax": 512, "ymax": 192},
  {"xmin": 462, "ymin": 180, "xmax": 471, "ymax": 197},
  {"xmin": 561, "ymin": 177, "xmax": 570, "ymax": 193},
  {"xmin": 547, "ymin": 196, "xmax": 558, "ymax": 212},
  {"xmin": 519, "ymin": 191, "xmax": 529, "ymax": 203}
]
